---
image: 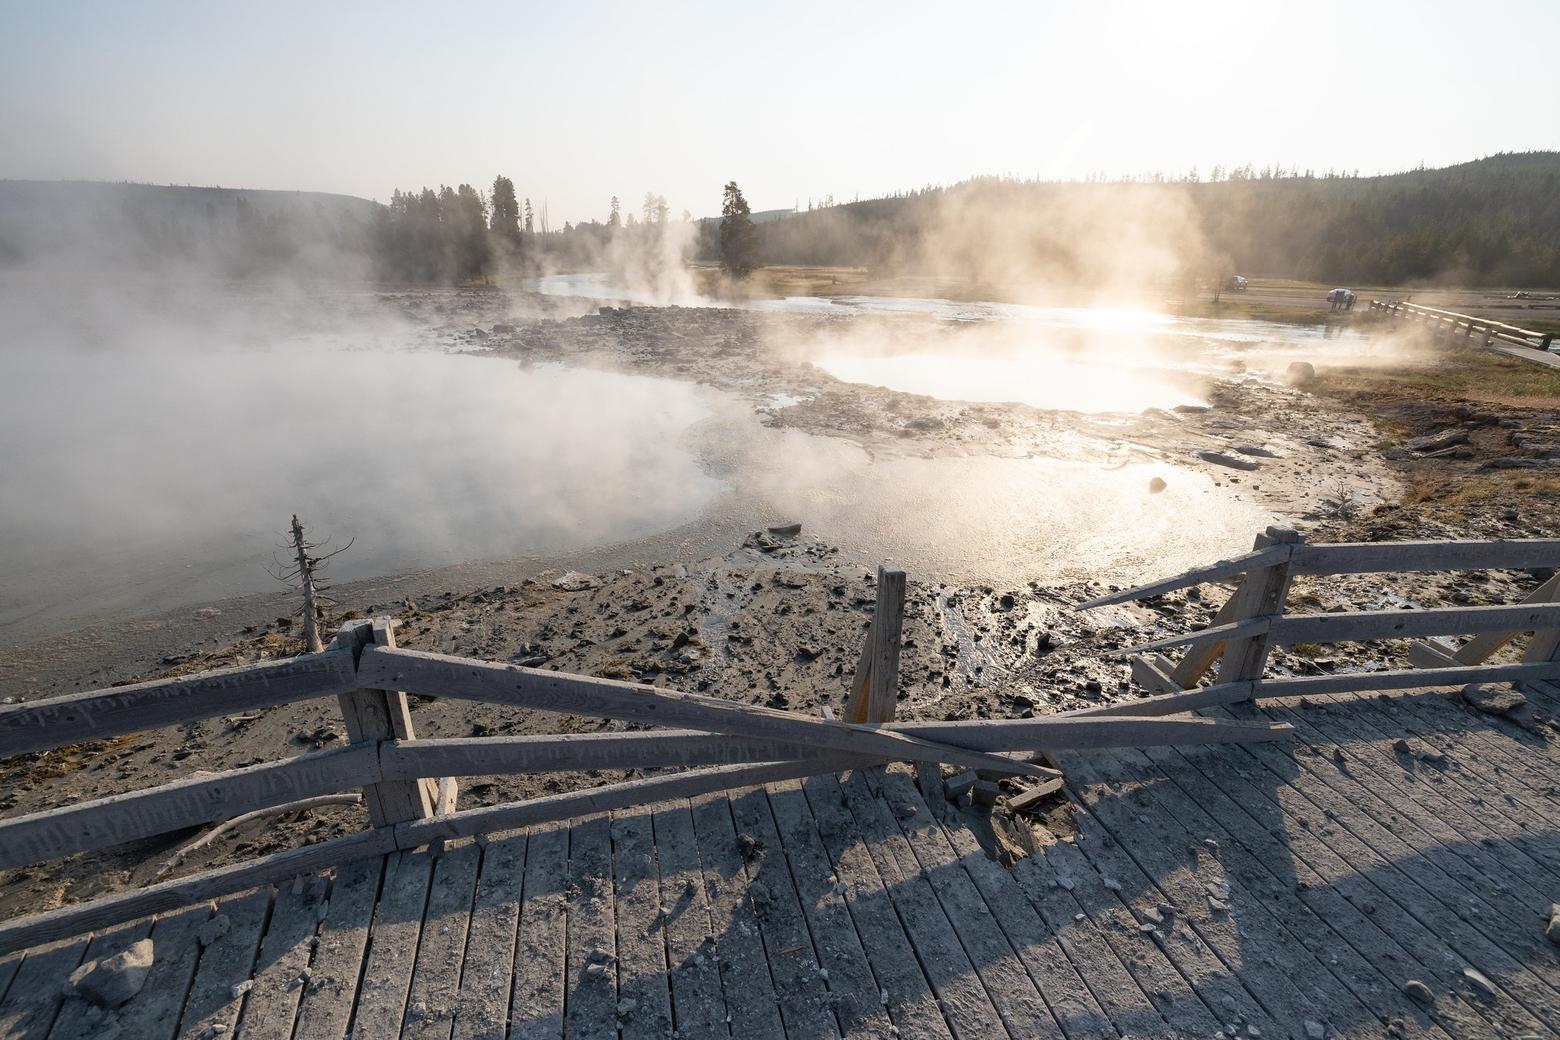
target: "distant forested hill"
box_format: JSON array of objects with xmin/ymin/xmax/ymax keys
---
[{"xmin": 739, "ymin": 153, "xmax": 1560, "ymax": 288}]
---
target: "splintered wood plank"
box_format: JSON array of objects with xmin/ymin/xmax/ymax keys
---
[
  {"xmin": 1060, "ymin": 750, "xmax": 1382, "ymax": 1037},
  {"xmin": 114, "ymin": 903, "xmax": 215, "ymax": 1040},
  {"xmin": 562, "ymin": 816, "xmax": 618, "ymax": 1039},
  {"xmin": 799, "ymin": 773, "xmax": 949, "ymax": 1040},
  {"xmin": 762, "ymin": 781, "xmax": 898, "ymax": 1040},
  {"xmin": 175, "ymin": 889, "xmax": 271, "ymax": 1040},
  {"xmin": 47, "ymin": 918, "xmax": 153, "ymax": 1040},
  {"xmin": 451, "ymin": 833, "xmax": 525, "ymax": 1040},
  {"xmin": 855, "ymin": 770, "xmax": 1061, "ymax": 1040},
  {"xmin": 726, "ymin": 787, "xmax": 840, "ymax": 1040},
  {"xmin": 234, "ymin": 872, "xmax": 328, "ymax": 1040},
  {"xmin": 831, "ymin": 770, "xmax": 1008, "ymax": 1039},
  {"xmin": 510, "ymin": 823, "xmax": 568, "ymax": 1040},
  {"xmin": 929, "ymin": 804, "xmax": 1118, "ymax": 1040},
  {"xmin": 351, "ymin": 849, "xmax": 436, "ymax": 1038},
  {"xmin": 293, "ymin": 856, "xmax": 386, "ymax": 1040},
  {"xmin": 609, "ymin": 809, "xmax": 673, "ymax": 1040},
  {"xmin": 650, "ymin": 802, "xmax": 729, "ymax": 1040},
  {"xmin": 0, "ymin": 935, "xmax": 89, "ymax": 1040},
  {"xmin": 1138, "ymin": 743, "xmax": 1460, "ymax": 1040},
  {"xmin": 402, "ymin": 842, "xmax": 480, "ymax": 1040},
  {"xmin": 0, "ymin": 954, "xmax": 21, "ymax": 1006},
  {"xmin": 1174, "ymin": 724, "xmax": 1551, "ymax": 1038},
  {"xmin": 688, "ymin": 791, "xmax": 784, "ymax": 1040}
]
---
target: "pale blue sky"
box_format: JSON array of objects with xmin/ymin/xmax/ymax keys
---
[{"xmin": 2, "ymin": 1, "xmax": 1556, "ymax": 223}]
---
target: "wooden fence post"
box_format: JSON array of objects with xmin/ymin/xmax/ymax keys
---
[
  {"xmin": 332, "ymin": 619, "xmax": 446, "ymax": 826},
  {"xmin": 843, "ymin": 566, "xmax": 907, "ymax": 724}
]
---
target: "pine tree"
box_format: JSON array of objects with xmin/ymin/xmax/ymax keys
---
[
  {"xmin": 490, "ymin": 175, "xmax": 519, "ymax": 237},
  {"xmin": 608, "ymin": 196, "xmax": 621, "ymax": 228},
  {"xmin": 719, "ymin": 181, "xmax": 756, "ymax": 278},
  {"xmin": 523, "ymin": 197, "xmax": 534, "ymax": 234}
]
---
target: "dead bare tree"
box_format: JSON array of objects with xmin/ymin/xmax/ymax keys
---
[{"xmin": 269, "ymin": 514, "xmax": 353, "ymax": 653}]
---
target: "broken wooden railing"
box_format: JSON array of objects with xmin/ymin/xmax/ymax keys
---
[
  {"xmin": 1368, "ymin": 299, "xmax": 1554, "ymax": 352},
  {"xmin": 1077, "ymin": 526, "xmax": 1560, "ymax": 717},
  {"xmin": 0, "ymin": 587, "xmax": 1293, "ymax": 954}
]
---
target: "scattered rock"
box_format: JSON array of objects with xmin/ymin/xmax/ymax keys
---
[
  {"xmin": 551, "ymin": 571, "xmax": 599, "ymax": 592},
  {"xmin": 1547, "ymin": 904, "xmax": 1560, "ymax": 945},
  {"xmin": 1402, "ymin": 979, "xmax": 1434, "ymax": 1003},
  {"xmin": 737, "ymin": 833, "xmax": 765, "ymax": 862},
  {"xmin": 1405, "ymin": 428, "xmax": 1470, "ymax": 453},
  {"xmin": 1303, "ymin": 1020, "xmax": 1326, "ymax": 1039},
  {"xmin": 765, "ymin": 522, "xmax": 803, "ymax": 539},
  {"xmin": 231, "ymin": 979, "xmax": 253, "ymax": 999},
  {"xmin": 198, "ymin": 914, "xmax": 231, "ymax": 947},
  {"xmin": 1462, "ymin": 967, "xmax": 1498, "ymax": 998},
  {"xmin": 68, "ymin": 939, "xmax": 155, "ymax": 1008},
  {"xmin": 1234, "ymin": 445, "xmax": 1279, "ymax": 458},
  {"xmin": 1461, "ymin": 683, "xmax": 1527, "ymax": 717},
  {"xmin": 1285, "ymin": 361, "xmax": 1316, "ymax": 386},
  {"xmin": 1147, "ymin": 476, "xmax": 1167, "ymax": 494},
  {"xmin": 1196, "ymin": 450, "xmax": 1262, "ymax": 471}
]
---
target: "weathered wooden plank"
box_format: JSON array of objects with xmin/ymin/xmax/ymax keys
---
[
  {"xmin": 1119, "ymin": 617, "xmax": 1268, "ymax": 656},
  {"xmin": 1275, "ymin": 601, "xmax": 1560, "ymax": 643},
  {"xmin": 232, "ymin": 872, "xmax": 328, "ymax": 1040},
  {"xmin": 113, "ymin": 903, "xmax": 212, "ymax": 1040},
  {"xmin": 0, "ymin": 651, "xmax": 357, "ymax": 758},
  {"xmin": 332, "ymin": 622, "xmax": 436, "ymax": 828},
  {"xmin": 0, "ymin": 829, "xmax": 396, "ymax": 957},
  {"xmin": 0, "ymin": 744, "xmax": 377, "ymax": 869},
  {"xmin": 726, "ymin": 788, "xmax": 841, "ymax": 1040},
  {"xmin": 563, "ymin": 816, "xmax": 619, "ymax": 1040},
  {"xmin": 649, "ymin": 804, "xmax": 729, "ymax": 1040},
  {"xmin": 47, "ymin": 919, "xmax": 152, "ymax": 1040},
  {"xmin": 927, "ymin": 793, "xmax": 1122, "ymax": 1040},
  {"xmin": 832, "ymin": 770, "xmax": 1008, "ymax": 1038},
  {"xmin": 1215, "ymin": 531, "xmax": 1300, "ymax": 683},
  {"xmin": 0, "ymin": 954, "xmax": 21, "ymax": 1007},
  {"xmin": 1076, "ymin": 544, "xmax": 1293, "ymax": 609},
  {"xmin": 762, "ymin": 781, "xmax": 900, "ymax": 1040},
  {"xmin": 174, "ymin": 889, "xmax": 270, "ymax": 1040},
  {"xmin": 393, "ymin": 757, "xmax": 860, "ymax": 849},
  {"xmin": 609, "ymin": 809, "xmax": 674, "ymax": 1040},
  {"xmin": 380, "ymin": 717, "xmax": 1289, "ymax": 783},
  {"xmin": 401, "ymin": 843, "xmax": 480, "ymax": 1040},
  {"xmin": 449, "ymin": 833, "xmax": 525, "ymax": 1040},
  {"xmin": 866, "ymin": 771, "xmax": 1066, "ymax": 1039},
  {"xmin": 688, "ymin": 792, "xmax": 785, "ymax": 1040},
  {"xmin": 1414, "ymin": 574, "xmax": 1560, "ymax": 666},
  {"xmin": 292, "ymin": 856, "xmax": 386, "ymax": 1040},
  {"xmin": 844, "ymin": 567, "xmax": 906, "ymax": 724},
  {"xmin": 359, "ymin": 645, "xmax": 1055, "ymax": 779},
  {"xmin": 510, "ymin": 823, "xmax": 568, "ymax": 1040},
  {"xmin": 1289, "ymin": 538, "xmax": 1560, "ymax": 575},
  {"xmin": 1061, "ymin": 752, "xmax": 1381, "ymax": 1037},
  {"xmin": 1135, "ymin": 742, "xmax": 1462, "ymax": 1040},
  {"xmin": 346, "ymin": 848, "xmax": 435, "ymax": 1038}
]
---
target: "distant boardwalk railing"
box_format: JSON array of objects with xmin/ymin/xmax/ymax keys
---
[
  {"xmin": 0, "ymin": 566, "xmax": 1294, "ymax": 955},
  {"xmin": 1078, "ymin": 526, "xmax": 1560, "ymax": 716},
  {"xmin": 1368, "ymin": 298, "xmax": 1554, "ymax": 352}
]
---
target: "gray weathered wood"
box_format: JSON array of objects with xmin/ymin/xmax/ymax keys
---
[
  {"xmin": 292, "ymin": 856, "xmax": 385, "ymax": 1040},
  {"xmin": 349, "ymin": 848, "xmax": 435, "ymax": 1038},
  {"xmin": 1289, "ymin": 538, "xmax": 1560, "ymax": 575},
  {"xmin": 0, "ymin": 828, "xmax": 396, "ymax": 956},
  {"xmin": 510, "ymin": 822, "xmax": 568, "ymax": 1040},
  {"xmin": 359, "ymin": 644, "xmax": 1055, "ymax": 779},
  {"xmin": 1215, "ymin": 530, "xmax": 1300, "ymax": 683},
  {"xmin": 1414, "ymin": 572, "xmax": 1560, "ymax": 667},
  {"xmin": 609, "ymin": 808, "xmax": 674, "ymax": 1040},
  {"xmin": 450, "ymin": 833, "xmax": 526, "ymax": 1040},
  {"xmin": 844, "ymin": 567, "xmax": 906, "ymax": 724},
  {"xmin": 114, "ymin": 903, "xmax": 212, "ymax": 1040},
  {"xmin": 394, "ymin": 757, "xmax": 860, "ymax": 850},
  {"xmin": 233, "ymin": 872, "xmax": 327, "ymax": 1040},
  {"xmin": 688, "ymin": 791, "xmax": 785, "ymax": 1040},
  {"xmin": 0, "ymin": 651, "xmax": 357, "ymax": 758},
  {"xmin": 648, "ymin": 804, "xmax": 728, "ymax": 1040},
  {"xmin": 1076, "ymin": 544, "xmax": 1293, "ymax": 608},
  {"xmin": 402, "ymin": 842, "xmax": 480, "ymax": 1040},
  {"xmin": 174, "ymin": 888, "xmax": 270, "ymax": 1040},
  {"xmin": 563, "ymin": 815, "xmax": 620, "ymax": 1040},
  {"xmin": 1120, "ymin": 616, "xmax": 1268, "ymax": 656},
  {"xmin": 47, "ymin": 918, "xmax": 152, "ymax": 1040},
  {"xmin": 332, "ymin": 621, "xmax": 436, "ymax": 828},
  {"xmin": 894, "ymin": 715, "xmax": 1291, "ymax": 747},
  {"xmin": 0, "ymin": 744, "xmax": 377, "ymax": 869}
]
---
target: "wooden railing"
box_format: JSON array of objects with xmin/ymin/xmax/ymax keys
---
[
  {"xmin": 0, "ymin": 568, "xmax": 1295, "ymax": 954},
  {"xmin": 1077, "ymin": 526, "xmax": 1560, "ymax": 717},
  {"xmin": 1368, "ymin": 299, "xmax": 1554, "ymax": 351}
]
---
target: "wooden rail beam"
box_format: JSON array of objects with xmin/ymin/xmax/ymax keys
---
[{"xmin": 843, "ymin": 566, "xmax": 906, "ymax": 724}]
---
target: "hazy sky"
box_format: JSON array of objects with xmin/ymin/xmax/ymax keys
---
[{"xmin": 2, "ymin": 0, "xmax": 1556, "ymax": 223}]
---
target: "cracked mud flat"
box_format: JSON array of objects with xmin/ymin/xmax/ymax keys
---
[{"xmin": 7, "ymin": 297, "xmax": 1560, "ymax": 918}]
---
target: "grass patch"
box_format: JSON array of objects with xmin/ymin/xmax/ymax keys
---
[
  {"xmin": 1317, "ymin": 350, "xmax": 1560, "ymax": 404},
  {"xmin": 1407, "ymin": 473, "xmax": 1560, "ymax": 507}
]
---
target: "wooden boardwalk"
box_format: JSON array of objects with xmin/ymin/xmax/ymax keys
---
[{"xmin": 1, "ymin": 683, "xmax": 1557, "ymax": 1040}]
